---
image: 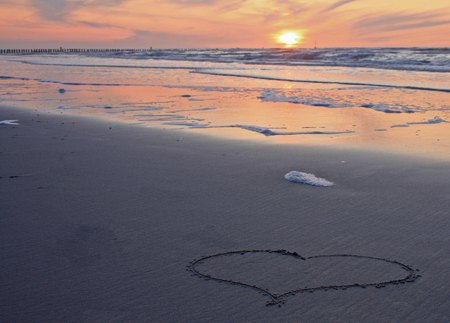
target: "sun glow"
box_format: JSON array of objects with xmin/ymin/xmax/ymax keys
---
[{"xmin": 278, "ymin": 32, "xmax": 301, "ymax": 46}]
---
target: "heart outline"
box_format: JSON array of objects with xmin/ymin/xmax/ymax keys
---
[{"xmin": 187, "ymin": 249, "xmax": 420, "ymax": 306}]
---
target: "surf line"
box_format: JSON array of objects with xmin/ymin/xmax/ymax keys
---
[
  {"xmin": 187, "ymin": 249, "xmax": 420, "ymax": 307},
  {"xmin": 192, "ymin": 70, "xmax": 450, "ymax": 93}
]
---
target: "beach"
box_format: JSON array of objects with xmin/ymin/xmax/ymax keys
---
[{"xmin": 2, "ymin": 103, "xmax": 450, "ymax": 322}]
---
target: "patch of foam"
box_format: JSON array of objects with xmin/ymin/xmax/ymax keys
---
[
  {"xmin": 361, "ymin": 104, "xmax": 412, "ymax": 114},
  {"xmin": 285, "ymin": 171, "xmax": 334, "ymax": 187},
  {"xmin": 168, "ymin": 107, "xmax": 217, "ymax": 113},
  {"xmin": 107, "ymin": 107, "xmax": 166, "ymax": 113},
  {"xmin": 57, "ymin": 106, "xmax": 80, "ymax": 110},
  {"xmin": 133, "ymin": 114, "xmax": 181, "ymax": 117},
  {"xmin": 0, "ymin": 98, "xmax": 20, "ymax": 101},
  {"xmin": 0, "ymin": 120, "xmax": 19, "ymax": 125},
  {"xmin": 407, "ymin": 116, "xmax": 446, "ymax": 125},
  {"xmin": 120, "ymin": 101, "xmax": 176, "ymax": 105},
  {"xmin": 164, "ymin": 121, "xmax": 209, "ymax": 127},
  {"xmin": 257, "ymin": 90, "xmax": 348, "ymax": 108},
  {"xmin": 391, "ymin": 124, "xmax": 410, "ymax": 128},
  {"xmin": 139, "ymin": 116, "xmax": 186, "ymax": 121},
  {"xmin": 1, "ymin": 75, "xmax": 144, "ymax": 86},
  {"xmin": 228, "ymin": 124, "xmax": 354, "ymax": 136},
  {"xmin": 257, "ymin": 90, "xmax": 422, "ymax": 113},
  {"xmin": 162, "ymin": 122, "xmax": 355, "ymax": 136}
]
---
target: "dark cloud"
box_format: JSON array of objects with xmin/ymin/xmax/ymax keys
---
[{"xmin": 320, "ymin": 0, "xmax": 357, "ymax": 13}]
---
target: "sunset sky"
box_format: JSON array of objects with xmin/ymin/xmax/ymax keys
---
[{"xmin": 1, "ymin": 0, "xmax": 449, "ymax": 49}]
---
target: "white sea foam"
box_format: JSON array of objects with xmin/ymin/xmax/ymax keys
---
[
  {"xmin": 258, "ymin": 90, "xmax": 348, "ymax": 108},
  {"xmin": 228, "ymin": 125, "xmax": 354, "ymax": 136},
  {"xmin": 407, "ymin": 117, "xmax": 446, "ymax": 125},
  {"xmin": 119, "ymin": 101, "xmax": 176, "ymax": 105},
  {"xmin": 361, "ymin": 104, "xmax": 414, "ymax": 114},
  {"xmin": 0, "ymin": 97, "xmax": 18, "ymax": 101},
  {"xmin": 0, "ymin": 120, "xmax": 19, "ymax": 125},
  {"xmin": 106, "ymin": 107, "xmax": 166, "ymax": 113},
  {"xmin": 139, "ymin": 116, "xmax": 186, "ymax": 121},
  {"xmin": 57, "ymin": 106, "xmax": 80, "ymax": 109},
  {"xmin": 0, "ymin": 75, "xmax": 145, "ymax": 86},
  {"xmin": 133, "ymin": 114, "xmax": 180, "ymax": 117},
  {"xmin": 164, "ymin": 121, "xmax": 209, "ymax": 127},
  {"xmin": 193, "ymin": 107, "xmax": 216, "ymax": 111},
  {"xmin": 285, "ymin": 171, "xmax": 334, "ymax": 187},
  {"xmin": 257, "ymin": 90, "xmax": 420, "ymax": 113},
  {"xmin": 163, "ymin": 122, "xmax": 355, "ymax": 136}
]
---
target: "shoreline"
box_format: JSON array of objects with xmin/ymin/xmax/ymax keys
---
[
  {"xmin": 3, "ymin": 101, "xmax": 450, "ymax": 163},
  {"xmin": 2, "ymin": 104, "xmax": 450, "ymax": 322}
]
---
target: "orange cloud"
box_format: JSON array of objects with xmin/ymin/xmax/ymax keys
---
[{"xmin": 1, "ymin": 0, "xmax": 449, "ymax": 48}]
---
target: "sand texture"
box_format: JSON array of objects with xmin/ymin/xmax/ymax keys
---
[{"xmin": 1, "ymin": 106, "xmax": 450, "ymax": 322}]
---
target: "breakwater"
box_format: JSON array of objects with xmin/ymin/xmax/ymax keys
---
[{"xmin": 0, "ymin": 48, "xmax": 151, "ymax": 54}]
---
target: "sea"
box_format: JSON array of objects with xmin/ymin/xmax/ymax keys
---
[{"xmin": 1, "ymin": 47, "xmax": 449, "ymax": 156}]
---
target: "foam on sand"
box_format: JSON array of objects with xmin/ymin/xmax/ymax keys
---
[
  {"xmin": 161, "ymin": 122, "xmax": 355, "ymax": 136},
  {"xmin": 163, "ymin": 121, "xmax": 209, "ymax": 127},
  {"xmin": 57, "ymin": 106, "xmax": 80, "ymax": 110},
  {"xmin": 392, "ymin": 116, "xmax": 447, "ymax": 128},
  {"xmin": 228, "ymin": 125, "xmax": 354, "ymax": 136},
  {"xmin": 407, "ymin": 116, "xmax": 446, "ymax": 125},
  {"xmin": 0, "ymin": 120, "xmax": 19, "ymax": 125},
  {"xmin": 285, "ymin": 171, "xmax": 334, "ymax": 187}
]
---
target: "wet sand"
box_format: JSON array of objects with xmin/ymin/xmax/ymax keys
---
[{"xmin": 1, "ymin": 105, "xmax": 450, "ymax": 322}]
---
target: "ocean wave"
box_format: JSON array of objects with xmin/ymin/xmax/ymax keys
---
[
  {"xmin": 6, "ymin": 47, "xmax": 449, "ymax": 73},
  {"xmin": 193, "ymin": 70, "xmax": 450, "ymax": 93}
]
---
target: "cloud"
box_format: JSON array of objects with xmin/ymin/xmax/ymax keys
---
[
  {"xmin": 114, "ymin": 29, "xmax": 251, "ymax": 48},
  {"xmin": 356, "ymin": 12, "xmax": 440, "ymax": 29},
  {"xmin": 382, "ymin": 20, "xmax": 450, "ymax": 32},
  {"xmin": 355, "ymin": 11, "xmax": 450, "ymax": 34},
  {"xmin": 168, "ymin": 0, "xmax": 221, "ymax": 4},
  {"xmin": 78, "ymin": 20, "xmax": 121, "ymax": 28},
  {"xmin": 29, "ymin": 0, "xmax": 129, "ymax": 21},
  {"xmin": 30, "ymin": 0, "xmax": 75, "ymax": 21},
  {"xmin": 361, "ymin": 36, "xmax": 393, "ymax": 43},
  {"xmin": 320, "ymin": 0, "xmax": 357, "ymax": 13},
  {"xmin": 165, "ymin": 0, "xmax": 250, "ymax": 14},
  {"xmin": 253, "ymin": 0, "xmax": 310, "ymax": 25}
]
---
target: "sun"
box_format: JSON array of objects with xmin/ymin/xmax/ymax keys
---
[{"xmin": 278, "ymin": 32, "xmax": 301, "ymax": 47}]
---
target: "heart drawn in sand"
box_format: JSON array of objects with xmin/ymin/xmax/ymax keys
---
[{"xmin": 187, "ymin": 249, "xmax": 420, "ymax": 306}]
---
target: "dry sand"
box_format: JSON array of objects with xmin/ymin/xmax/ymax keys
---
[{"xmin": 1, "ymin": 105, "xmax": 450, "ymax": 322}]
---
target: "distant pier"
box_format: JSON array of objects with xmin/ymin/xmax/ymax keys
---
[
  {"xmin": 0, "ymin": 47, "xmax": 306, "ymax": 55},
  {"xmin": 0, "ymin": 48, "xmax": 152, "ymax": 54}
]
